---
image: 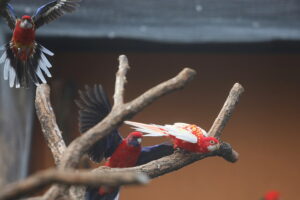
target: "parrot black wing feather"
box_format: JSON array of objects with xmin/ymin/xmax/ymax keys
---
[
  {"xmin": 75, "ymin": 84, "xmax": 123, "ymax": 163},
  {"xmin": 32, "ymin": 0, "xmax": 81, "ymax": 29},
  {"xmin": 0, "ymin": 1, "xmax": 16, "ymax": 30},
  {"xmin": 136, "ymin": 142, "xmax": 174, "ymax": 165},
  {"xmin": 85, "ymin": 187, "xmax": 119, "ymax": 200}
]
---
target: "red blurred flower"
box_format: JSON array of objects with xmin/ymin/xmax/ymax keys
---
[{"xmin": 264, "ymin": 190, "xmax": 280, "ymax": 200}]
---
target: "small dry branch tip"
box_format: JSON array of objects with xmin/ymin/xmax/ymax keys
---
[{"xmin": 135, "ymin": 173, "xmax": 150, "ymax": 185}]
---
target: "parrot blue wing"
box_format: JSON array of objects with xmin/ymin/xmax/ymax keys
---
[
  {"xmin": 85, "ymin": 188, "xmax": 119, "ymax": 200},
  {"xmin": 32, "ymin": 0, "xmax": 81, "ymax": 29},
  {"xmin": 136, "ymin": 142, "xmax": 174, "ymax": 165},
  {"xmin": 0, "ymin": 1, "xmax": 16, "ymax": 30},
  {"xmin": 75, "ymin": 84, "xmax": 123, "ymax": 163}
]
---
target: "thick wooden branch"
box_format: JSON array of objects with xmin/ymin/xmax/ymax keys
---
[
  {"xmin": 0, "ymin": 169, "xmax": 148, "ymax": 200},
  {"xmin": 35, "ymin": 84, "xmax": 66, "ymax": 165},
  {"xmin": 93, "ymin": 142, "xmax": 236, "ymax": 178}
]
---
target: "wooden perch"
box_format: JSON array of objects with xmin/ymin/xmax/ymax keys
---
[
  {"xmin": 0, "ymin": 55, "xmax": 243, "ymax": 200},
  {"xmin": 93, "ymin": 142, "xmax": 236, "ymax": 179},
  {"xmin": 0, "ymin": 169, "xmax": 148, "ymax": 200},
  {"xmin": 35, "ymin": 84, "xmax": 66, "ymax": 165}
]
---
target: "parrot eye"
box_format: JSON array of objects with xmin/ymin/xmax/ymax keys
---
[{"xmin": 209, "ymin": 140, "xmax": 215, "ymax": 144}]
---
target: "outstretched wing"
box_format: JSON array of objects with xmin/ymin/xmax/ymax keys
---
[
  {"xmin": 32, "ymin": 0, "xmax": 81, "ymax": 29},
  {"xmin": 125, "ymin": 121, "xmax": 198, "ymax": 143},
  {"xmin": 136, "ymin": 142, "xmax": 174, "ymax": 165},
  {"xmin": 0, "ymin": 1, "xmax": 16, "ymax": 30},
  {"xmin": 75, "ymin": 84, "xmax": 123, "ymax": 163}
]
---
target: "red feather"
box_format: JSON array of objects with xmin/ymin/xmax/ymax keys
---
[
  {"xmin": 99, "ymin": 132, "xmax": 142, "ymax": 196},
  {"xmin": 105, "ymin": 139, "xmax": 141, "ymax": 168},
  {"xmin": 12, "ymin": 17, "xmax": 35, "ymax": 61},
  {"xmin": 264, "ymin": 191, "xmax": 280, "ymax": 200}
]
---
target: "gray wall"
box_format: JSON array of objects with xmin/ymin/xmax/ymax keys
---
[{"xmin": 0, "ymin": 28, "xmax": 34, "ymax": 184}]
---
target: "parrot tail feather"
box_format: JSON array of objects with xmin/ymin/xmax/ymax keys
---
[
  {"xmin": 124, "ymin": 121, "xmax": 167, "ymax": 137},
  {"xmin": 0, "ymin": 42, "xmax": 53, "ymax": 88}
]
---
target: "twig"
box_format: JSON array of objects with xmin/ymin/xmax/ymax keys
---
[
  {"xmin": 113, "ymin": 55, "xmax": 130, "ymax": 107},
  {"xmin": 0, "ymin": 169, "xmax": 148, "ymax": 200},
  {"xmin": 35, "ymin": 84, "xmax": 66, "ymax": 165}
]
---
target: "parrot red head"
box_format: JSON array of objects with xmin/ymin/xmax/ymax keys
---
[
  {"xmin": 198, "ymin": 137, "xmax": 220, "ymax": 153},
  {"xmin": 20, "ymin": 15, "xmax": 34, "ymax": 29},
  {"xmin": 126, "ymin": 132, "xmax": 143, "ymax": 147}
]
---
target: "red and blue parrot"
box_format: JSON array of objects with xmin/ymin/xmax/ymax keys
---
[
  {"xmin": 125, "ymin": 121, "xmax": 221, "ymax": 153},
  {"xmin": 75, "ymin": 85, "xmax": 174, "ymax": 200},
  {"xmin": 0, "ymin": 0, "xmax": 80, "ymax": 88}
]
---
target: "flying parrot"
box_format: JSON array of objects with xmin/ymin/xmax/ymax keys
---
[
  {"xmin": 125, "ymin": 121, "xmax": 221, "ymax": 153},
  {"xmin": 0, "ymin": 0, "xmax": 81, "ymax": 88},
  {"xmin": 75, "ymin": 85, "xmax": 174, "ymax": 200}
]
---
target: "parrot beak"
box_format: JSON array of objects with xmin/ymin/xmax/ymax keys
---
[
  {"xmin": 207, "ymin": 143, "xmax": 221, "ymax": 152},
  {"xmin": 20, "ymin": 19, "xmax": 33, "ymax": 29},
  {"xmin": 137, "ymin": 138, "xmax": 142, "ymax": 144}
]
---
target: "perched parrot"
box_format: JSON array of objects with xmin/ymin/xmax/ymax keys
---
[
  {"xmin": 262, "ymin": 191, "xmax": 280, "ymax": 200},
  {"xmin": 125, "ymin": 121, "xmax": 221, "ymax": 153},
  {"xmin": 0, "ymin": 0, "xmax": 81, "ymax": 88},
  {"xmin": 75, "ymin": 85, "xmax": 174, "ymax": 200}
]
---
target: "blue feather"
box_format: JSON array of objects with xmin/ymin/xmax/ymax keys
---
[
  {"xmin": 33, "ymin": 1, "xmax": 57, "ymax": 18},
  {"xmin": 6, "ymin": 4, "xmax": 15, "ymax": 15},
  {"xmin": 137, "ymin": 143, "xmax": 174, "ymax": 165}
]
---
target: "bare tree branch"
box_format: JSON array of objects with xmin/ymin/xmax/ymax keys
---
[
  {"xmin": 113, "ymin": 55, "xmax": 130, "ymax": 107},
  {"xmin": 208, "ymin": 83, "xmax": 244, "ymax": 138},
  {"xmin": 0, "ymin": 169, "xmax": 148, "ymax": 200},
  {"xmin": 35, "ymin": 84, "xmax": 66, "ymax": 165},
  {"xmin": 93, "ymin": 142, "xmax": 237, "ymax": 178}
]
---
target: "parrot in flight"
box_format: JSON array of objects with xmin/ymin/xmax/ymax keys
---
[
  {"xmin": 0, "ymin": 0, "xmax": 81, "ymax": 88},
  {"xmin": 75, "ymin": 85, "xmax": 174, "ymax": 200},
  {"xmin": 125, "ymin": 121, "xmax": 221, "ymax": 153}
]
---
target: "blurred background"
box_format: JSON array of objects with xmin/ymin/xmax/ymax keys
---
[{"xmin": 0, "ymin": 0, "xmax": 300, "ymax": 199}]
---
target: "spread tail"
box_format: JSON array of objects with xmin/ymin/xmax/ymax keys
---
[{"xmin": 0, "ymin": 42, "xmax": 53, "ymax": 88}]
